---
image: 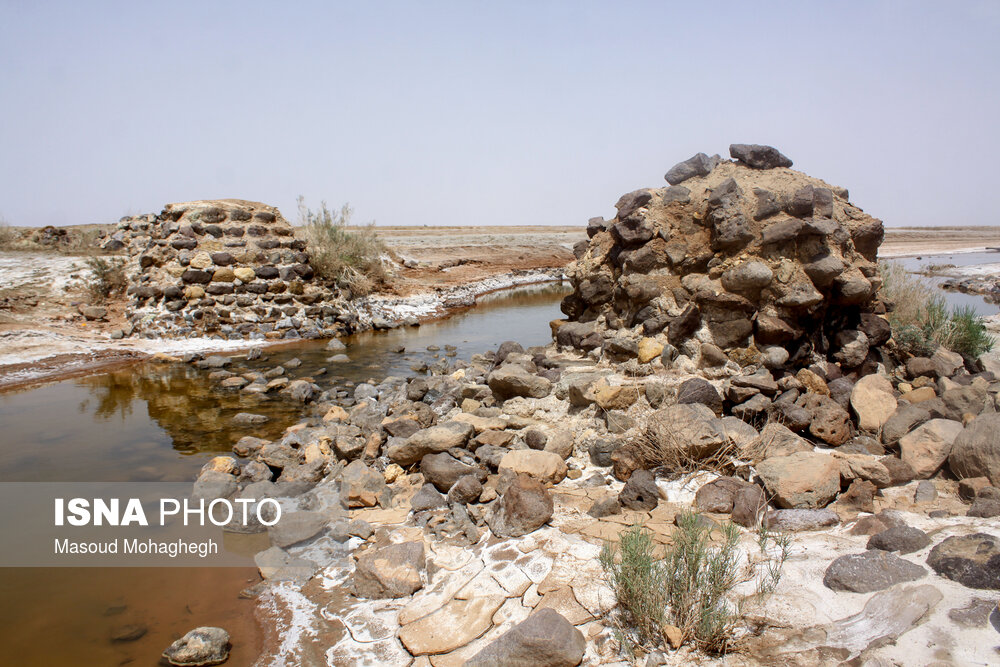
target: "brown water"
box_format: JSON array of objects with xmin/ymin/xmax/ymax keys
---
[{"xmin": 0, "ymin": 282, "xmax": 569, "ymax": 666}]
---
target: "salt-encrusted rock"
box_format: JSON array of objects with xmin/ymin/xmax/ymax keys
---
[
  {"xmin": 465, "ymin": 608, "xmax": 586, "ymax": 667},
  {"xmin": 756, "ymin": 452, "xmax": 841, "ymax": 509},
  {"xmin": 486, "ymin": 474, "xmax": 554, "ymax": 537},
  {"xmin": 949, "ymin": 412, "xmax": 1000, "ymax": 485},
  {"xmin": 926, "ymin": 533, "xmax": 1000, "ymax": 589},
  {"xmin": 161, "ymin": 627, "xmax": 230, "ymax": 666},
  {"xmin": 899, "ymin": 419, "xmax": 964, "ymax": 479},
  {"xmin": 764, "ymin": 508, "xmax": 839, "ymax": 531},
  {"xmin": 823, "ymin": 550, "xmax": 926, "ymax": 593},
  {"xmin": 353, "ymin": 541, "xmax": 426, "ymax": 599}
]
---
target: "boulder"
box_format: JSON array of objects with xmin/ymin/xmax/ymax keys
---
[
  {"xmin": 487, "ymin": 474, "xmax": 554, "ymax": 537},
  {"xmin": 694, "ymin": 476, "xmax": 748, "ymax": 513},
  {"xmin": 764, "ymin": 508, "xmax": 839, "ymax": 531},
  {"xmin": 664, "ymin": 152, "xmax": 720, "ymax": 185},
  {"xmin": 643, "ymin": 403, "xmax": 727, "ymax": 462},
  {"xmin": 161, "ymin": 627, "xmax": 230, "ymax": 667},
  {"xmin": 619, "ymin": 469, "xmax": 659, "ymax": 511},
  {"xmin": 410, "ymin": 483, "xmax": 448, "ymax": 512},
  {"xmin": 420, "ymin": 453, "xmax": 486, "ymax": 493},
  {"xmin": 926, "ymin": 533, "xmax": 1000, "ymax": 590},
  {"xmin": 729, "ymin": 143, "xmax": 793, "ymax": 169},
  {"xmin": 756, "ymin": 452, "xmax": 841, "ymax": 509},
  {"xmin": 899, "ymin": 419, "xmax": 964, "ymax": 479},
  {"xmin": 499, "ymin": 450, "xmax": 568, "ymax": 486},
  {"xmin": 823, "ymin": 550, "xmax": 926, "ymax": 593},
  {"xmin": 731, "ymin": 485, "xmax": 768, "ymax": 527},
  {"xmin": 850, "ymin": 374, "xmax": 897, "ymax": 432},
  {"xmin": 949, "ymin": 412, "xmax": 1000, "ymax": 485},
  {"xmin": 676, "ymin": 377, "xmax": 724, "ymax": 416},
  {"xmin": 488, "ymin": 366, "xmax": 553, "ymax": 400},
  {"xmin": 353, "ymin": 541, "xmax": 426, "ymax": 599},
  {"xmin": 881, "ymin": 404, "xmax": 931, "ymax": 446},
  {"xmin": 867, "ymin": 526, "xmax": 931, "ymax": 555},
  {"xmin": 464, "ymin": 608, "xmax": 586, "ymax": 667},
  {"xmin": 387, "ymin": 421, "xmax": 475, "ymax": 466}
]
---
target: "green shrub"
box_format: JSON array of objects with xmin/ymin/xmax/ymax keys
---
[
  {"xmin": 879, "ymin": 260, "xmax": 994, "ymax": 358},
  {"xmin": 600, "ymin": 515, "xmax": 790, "ymax": 657},
  {"xmin": 85, "ymin": 256, "xmax": 127, "ymax": 303},
  {"xmin": 599, "ymin": 523, "xmax": 668, "ymax": 652},
  {"xmin": 297, "ymin": 197, "xmax": 389, "ymax": 296}
]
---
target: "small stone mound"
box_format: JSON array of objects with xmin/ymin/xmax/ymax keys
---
[
  {"xmin": 557, "ymin": 145, "xmax": 884, "ymax": 364},
  {"xmin": 116, "ymin": 199, "xmax": 361, "ymax": 340}
]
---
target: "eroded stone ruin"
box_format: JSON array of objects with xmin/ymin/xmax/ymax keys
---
[
  {"xmin": 559, "ymin": 143, "xmax": 887, "ymax": 372},
  {"xmin": 114, "ymin": 199, "xmax": 364, "ymax": 340}
]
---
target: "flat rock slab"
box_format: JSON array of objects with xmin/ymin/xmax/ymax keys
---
[
  {"xmin": 927, "ymin": 533, "xmax": 1000, "ymax": 590},
  {"xmin": 823, "ymin": 550, "xmax": 926, "ymax": 593},
  {"xmin": 397, "ymin": 594, "xmax": 506, "ymax": 655}
]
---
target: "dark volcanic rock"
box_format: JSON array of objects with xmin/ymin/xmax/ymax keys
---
[
  {"xmin": 729, "ymin": 143, "xmax": 793, "ymax": 169},
  {"xmin": 823, "ymin": 550, "xmax": 926, "ymax": 592},
  {"xmin": 927, "ymin": 533, "xmax": 1000, "ymax": 589}
]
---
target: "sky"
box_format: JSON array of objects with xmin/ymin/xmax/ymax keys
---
[{"xmin": 1, "ymin": 1, "xmax": 999, "ymax": 229}]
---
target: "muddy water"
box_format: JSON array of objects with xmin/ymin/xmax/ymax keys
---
[{"xmin": 0, "ymin": 281, "xmax": 570, "ymax": 666}]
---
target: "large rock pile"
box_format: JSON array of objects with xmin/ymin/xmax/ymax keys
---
[
  {"xmin": 115, "ymin": 199, "xmax": 363, "ymax": 340},
  {"xmin": 559, "ymin": 144, "xmax": 886, "ymax": 369}
]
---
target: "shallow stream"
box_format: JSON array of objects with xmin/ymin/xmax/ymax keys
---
[{"xmin": 0, "ymin": 281, "xmax": 570, "ymax": 666}]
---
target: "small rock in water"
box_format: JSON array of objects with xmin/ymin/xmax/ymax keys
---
[
  {"xmin": 161, "ymin": 626, "xmax": 230, "ymax": 666},
  {"xmin": 110, "ymin": 623, "xmax": 147, "ymax": 642}
]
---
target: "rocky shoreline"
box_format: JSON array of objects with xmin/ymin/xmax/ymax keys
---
[{"xmin": 163, "ymin": 146, "xmax": 1000, "ymax": 666}]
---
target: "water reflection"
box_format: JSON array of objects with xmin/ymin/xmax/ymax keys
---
[{"xmin": 0, "ymin": 281, "xmax": 571, "ymax": 483}]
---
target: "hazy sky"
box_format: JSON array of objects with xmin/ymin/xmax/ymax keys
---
[{"xmin": 2, "ymin": 1, "xmax": 998, "ymax": 228}]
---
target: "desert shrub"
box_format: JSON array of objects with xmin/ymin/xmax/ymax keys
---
[
  {"xmin": 298, "ymin": 197, "xmax": 389, "ymax": 296},
  {"xmin": 85, "ymin": 256, "xmax": 127, "ymax": 303},
  {"xmin": 879, "ymin": 260, "xmax": 994, "ymax": 358},
  {"xmin": 947, "ymin": 305, "xmax": 994, "ymax": 359},
  {"xmin": 599, "ymin": 524, "xmax": 669, "ymax": 652},
  {"xmin": 600, "ymin": 516, "xmax": 790, "ymax": 657}
]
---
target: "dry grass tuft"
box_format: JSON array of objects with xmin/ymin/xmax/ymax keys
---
[{"xmin": 298, "ymin": 197, "xmax": 392, "ymax": 296}]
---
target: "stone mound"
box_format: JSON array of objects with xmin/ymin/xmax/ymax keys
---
[
  {"xmin": 558, "ymin": 144, "xmax": 885, "ymax": 367},
  {"xmin": 115, "ymin": 199, "xmax": 360, "ymax": 340}
]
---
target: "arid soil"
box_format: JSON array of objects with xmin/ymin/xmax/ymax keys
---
[
  {"xmin": 372, "ymin": 225, "xmax": 579, "ymax": 294},
  {"xmin": 2, "ymin": 223, "xmax": 998, "ymax": 389},
  {"xmin": 881, "ymin": 226, "xmax": 1000, "ymax": 257}
]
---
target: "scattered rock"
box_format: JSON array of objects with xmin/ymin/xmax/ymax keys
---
[
  {"xmin": 464, "ymin": 608, "xmax": 586, "ymax": 667},
  {"xmin": 867, "ymin": 525, "xmax": 931, "ymax": 555},
  {"xmin": 161, "ymin": 627, "xmax": 230, "ymax": 667},
  {"xmin": 823, "ymin": 550, "xmax": 926, "ymax": 593},
  {"xmin": 619, "ymin": 469, "xmax": 659, "ymax": 511},
  {"xmin": 926, "ymin": 533, "xmax": 1000, "ymax": 589},
  {"xmin": 486, "ymin": 474, "xmax": 554, "ymax": 537},
  {"xmin": 756, "ymin": 452, "xmax": 841, "ymax": 509},
  {"xmin": 353, "ymin": 541, "xmax": 426, "ymax": 599}
]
